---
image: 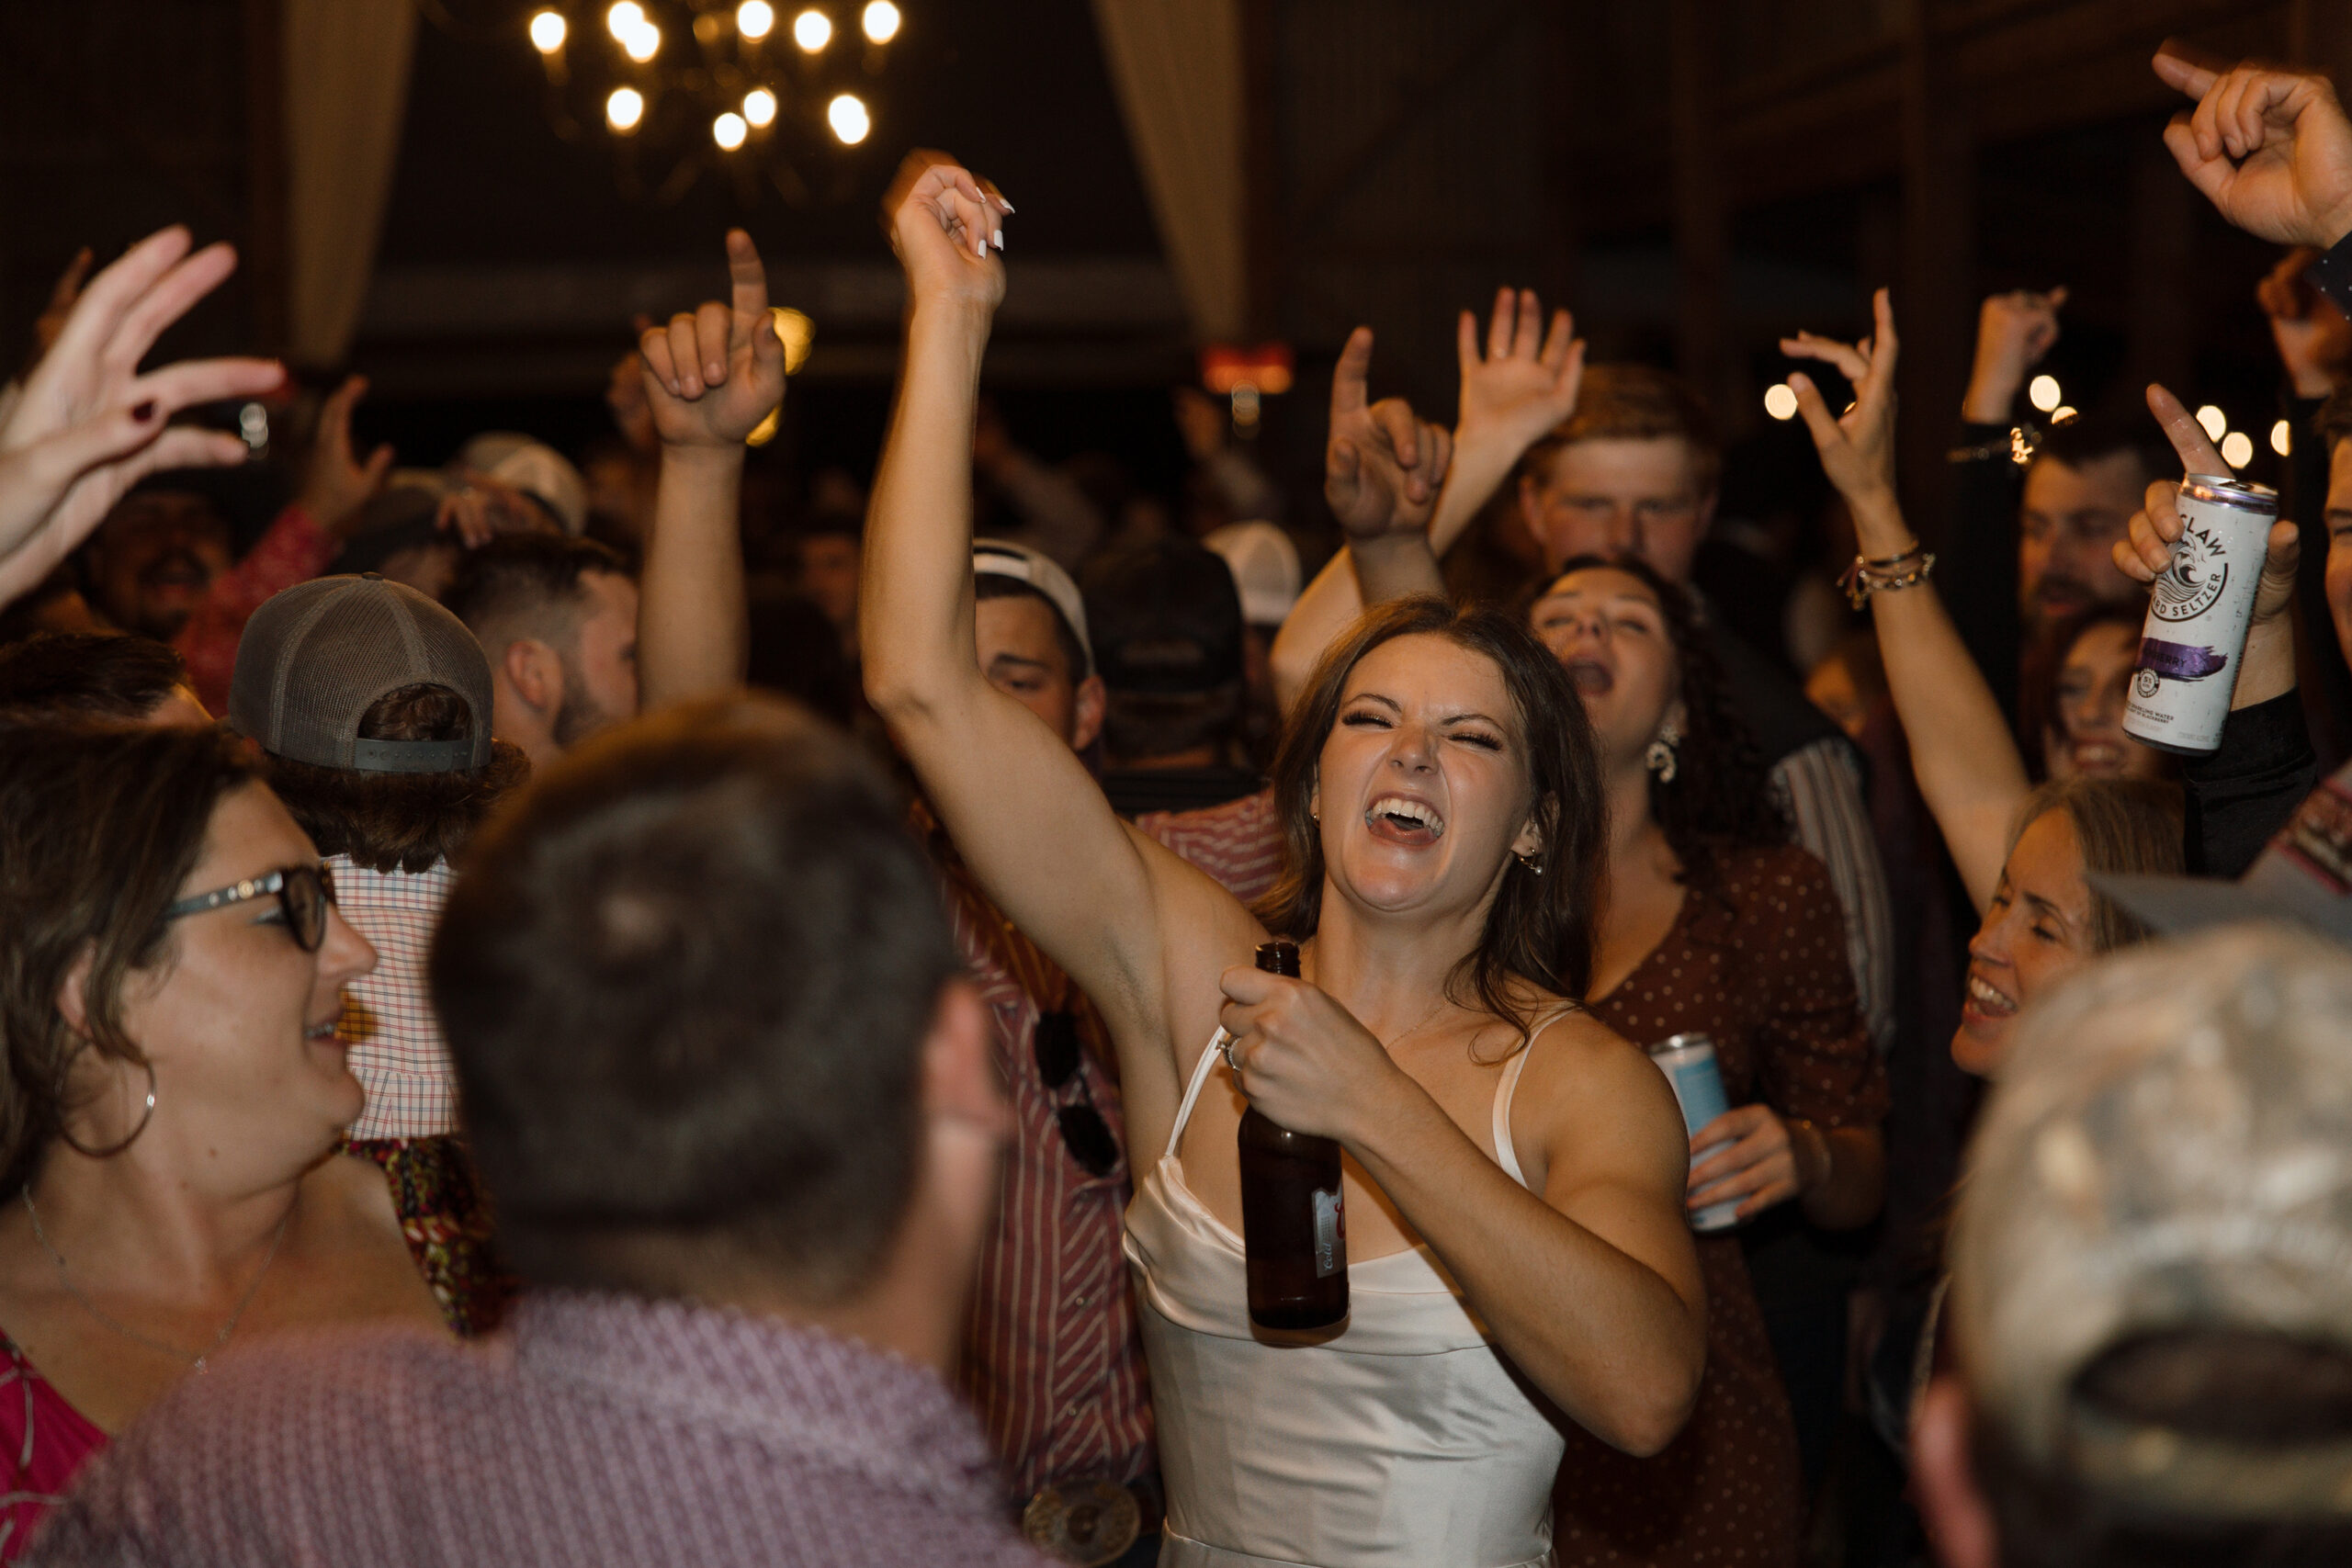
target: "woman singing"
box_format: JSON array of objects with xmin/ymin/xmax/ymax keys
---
[{"xmin": 859, "ymin": 155, "xmax": 1706, "ymax": 1568}]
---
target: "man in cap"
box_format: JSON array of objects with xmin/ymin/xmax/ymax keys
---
[
  {"xmin": 918, "ymin": 537, "xmax": 1159, "ymax": 1567},
  {"xmin": 1911, "ymin": 923, "xmax": 2352, "ymax": 1566},
  {"xmin": 1080, "ymin": 536, "xmax": 1261, "ymax": 818}
]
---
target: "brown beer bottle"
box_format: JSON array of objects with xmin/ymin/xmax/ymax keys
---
[{"xmin": 1236, "ymin": 940, "xmax": 1348, "ymax": 1330}]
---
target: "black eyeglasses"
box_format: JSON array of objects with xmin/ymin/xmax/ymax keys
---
[
  {"xmin": 1035, "ymin": 1010, "xmax": 1119, "ymax": 1178},
  {"xmin": 161, "ymin": 863, "xmax": 338, "ymax": 953}
]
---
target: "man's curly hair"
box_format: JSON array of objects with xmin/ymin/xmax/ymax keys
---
[{"xmin": 1544, "ymin": 555, "xmax": 1788, "ymax": 896}]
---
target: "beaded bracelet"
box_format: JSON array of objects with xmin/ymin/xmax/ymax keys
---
[{"xmin": 1838, "ymin": 542, "xmax": 1937, "ymax": 609}]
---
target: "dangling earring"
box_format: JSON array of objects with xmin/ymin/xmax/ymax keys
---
[
  {"xmin": 1515, "ymin": 851, "xmax": 1544, "ymax": 875},
  {"xmin": 1645, "ymin": 720, "xmax": 1681, "ymax": 785}
]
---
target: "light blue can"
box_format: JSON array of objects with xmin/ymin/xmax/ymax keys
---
[{"xmin": 1647, "ymin": 1032, "xmax": 1743, "ymax": 1233}]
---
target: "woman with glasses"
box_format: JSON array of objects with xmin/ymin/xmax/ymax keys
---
[{"xmin": 0, "ymin": 720, "xmax": 490, "ymax": 1557}]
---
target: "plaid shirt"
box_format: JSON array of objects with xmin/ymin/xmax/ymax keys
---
[
  {"xmin": 914, "ymin": 802, "xmax": 1156, "ymax": 1505},
  {"xmin": 332, "ymin": 856, "xmax": 462, "ymax": 1142},
  {"xmin": 25, "ymin": 1293, "xmax": 1050, "ymax": 1568}
]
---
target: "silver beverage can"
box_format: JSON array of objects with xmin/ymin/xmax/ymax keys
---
[
  {"xmin": 2122, "ymin": 473, "xmax": 2279, "ymax": 755},
  {"xmin": 1646, "ymin": 1032, "xmax": 1743, "ymax": 1234}
]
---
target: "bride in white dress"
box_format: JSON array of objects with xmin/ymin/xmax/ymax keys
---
[{"xmin": 861, "ymin": 152, "xmax": 1707, "ymax": 1568}]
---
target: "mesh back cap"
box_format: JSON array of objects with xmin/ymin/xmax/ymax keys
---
[{"xmin": 228, "ymin": 574, "xmax": 494, "ymax": 773}]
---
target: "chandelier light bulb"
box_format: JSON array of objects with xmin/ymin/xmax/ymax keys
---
[
  {"xmin": 529, "ymin": 9, "xmax": 568, "ymax": 51},
  {"xmin": 793, "ymin": 8, "xmax": 831, "ymax": 51},
  {"xmin": 737, "ymin": 0, "xmax": 775, "ymax": 39},
  {"xmin": 743, "ymin": 87, "xmax": 777, "ymax": 127},
  {"xmin": 1762, "ymin": 384, "xmax": 1798, "ymax": 422},
  {"xmin": 2028, "ymin": 374, "xmax": 2061, "ymax": 412},
  {"xmin": 606, "ymin": 1, "xmax": 644, "ymax": 40},
  {"xmin": 2221, "ymin": 430, "xmax": 2254, "ymax": 470},
  {"xmin": 622, "ymin": 19, "xmax": 660, "ymax": 60},
  {"xmin": 713, "ymin": 111, "xmax": 749, "ymax": 150},
  {"xmin": 827, "ymin": 91, "xmax": 869, "ymax": 143},
  {"xmin": 2274, "ymin": 418, "xmax": 2293, "ymax": 457},
  {"xmin": 862, "ymin": 1, "xmax": 901, "ymax": 42},
  {"xmin": 2195, "ymin": 404, "xmax": 2228, "ymax": 442},
  {"xmin": 605, "ymin": 85, "xmax": 645, "ymax": 131}
]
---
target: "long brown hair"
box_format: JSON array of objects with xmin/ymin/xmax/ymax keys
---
[
  {"xmin": 2010, "ymin": 776, "xmax": 2183, "ymax": 953},
  {"xmin": 1256, "ymin": 596, "xmax": 1606, "ymax": 1032},
  {"xmin": 0, "ymin": 719, "xmax": 260, "ymax": 1193}
]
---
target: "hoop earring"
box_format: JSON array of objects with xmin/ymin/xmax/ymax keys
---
[
  {"xmin": 1644, "ymin": 720, "xmax": 1682, "ymax": 785},
  {"xmin": 56, "ymin": 1054, "xmax": 157, "ymax": 1160}
]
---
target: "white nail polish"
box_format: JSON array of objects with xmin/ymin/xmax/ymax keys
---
[
  {"xmin": 993, "ymin": 229, "xmax": 1004, "ymax": 250},
  {"xmin": 998, "ymin": 197, "xmax": 1015, "ymax": 213}
]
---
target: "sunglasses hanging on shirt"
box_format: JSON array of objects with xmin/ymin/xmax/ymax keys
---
[{"xmin": 1034, "ymin": 1010, "xmax": 1119, "ymax": 1178}]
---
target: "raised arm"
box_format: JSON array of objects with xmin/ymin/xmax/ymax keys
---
[
  {"xmin": 0, "ymin": 228, "xmax": 282, "ymax": 606},
  {"xmin": 860, "ymin": 155, "xmax": 1250, "ymax": 1122},
  {"xmin": 1269, "ymin": 291, "xmax": 1577, "ymax": 709},
  {"xmin": 1784, "ymin": 291, "xmax": 2028, "ymax": 909},
  {"xmin": 631, "ymin": 230, "xmax": 782, "ymax": 705}
]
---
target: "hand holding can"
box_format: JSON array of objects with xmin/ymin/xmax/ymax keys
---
[{"xmin": 1646, "ymin": 1034, "xmax": 1745, "ymax": 1234}]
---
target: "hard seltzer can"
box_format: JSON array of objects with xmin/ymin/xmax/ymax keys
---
[
  {"xmin": 1646, "ymin": 1033, "xmax": 1743, "ymax": 1234},
  {"xmin": 2122, "ymin": 473, "xmax": 2280, "ymax": 755}
]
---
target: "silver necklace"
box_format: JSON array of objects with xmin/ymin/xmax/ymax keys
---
[
  {"xmin": 22, "ymin": 1189, "xmax": 290, "ymax": 1374},
  {"xmin": 1374, "ymin": 993, "xmax": 1454, "ymax": 1054}
]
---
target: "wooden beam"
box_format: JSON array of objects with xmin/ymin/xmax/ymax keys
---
[
  {"xmin": 1898, "ymin": 0, "xmax": 1975, "ymax": 513},
  {"xmin": 1670, "ymin": 0, "xmax": 1730, "ymax": 421}
]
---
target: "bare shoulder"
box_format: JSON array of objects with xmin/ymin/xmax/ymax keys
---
[{"xmin": 1515, "ymin": 1007, "xmax": 1690, "ymax": 1197}]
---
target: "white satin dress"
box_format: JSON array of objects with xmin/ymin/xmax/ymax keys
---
[{"xmin": 1123, "ymin": 1015, "xmax": 1575, "ymax": 1568}]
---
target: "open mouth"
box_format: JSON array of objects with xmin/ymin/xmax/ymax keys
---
[
  {"xmin": 2067, "ymin": 738, "xmax": 2124, "ymax": 775},
  {"xmin": 1565, "ymin": 658, "xmax": 1613, "ymax": 695},
  {"xmin": 1962, "ymin": 971, "xmax": 2017, "ymax": 1021},
  {"xmin": 140, "ymin": 552, "xmax": 209, "ymax": 591},
  {"xmin": 1365, "ymin": 794, "xmax": 1445, "ymax": 848}
]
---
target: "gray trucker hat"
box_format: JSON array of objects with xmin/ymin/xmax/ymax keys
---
[{"xmin": 228, "ymin": 574, "xmax": 493, "ymax": 773}]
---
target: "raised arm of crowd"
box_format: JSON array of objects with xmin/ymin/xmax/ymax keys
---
[{"xmin": 7, "ymin": 36, "xmax": 2352, "ymax": 1568}]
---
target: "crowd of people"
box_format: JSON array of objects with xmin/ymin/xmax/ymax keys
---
[{"xmin": 3, "ymin": 41, "xmax": 2352, "ymax": 1568}]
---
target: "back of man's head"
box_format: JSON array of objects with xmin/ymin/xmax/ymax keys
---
[
  {"xmin": 0, "ymin": 632, "xmax": 198, "ymax": 724},
  {"xmin": 1080, "ymin": 537, "xmax": 1247, "ymax": 766},
  {"xmin": 443, "ymin": 534, "xmax": 632, "ymax": 656},
  {"xmin": 429, "ymin": 695, "xmax": 961, "ymax": 1303},
  {"xmin": 1935, "ymin": 925, "xmax": 2352, "ymax": 1568},
  {"xmin": 2030, "ymin": 412, "xmax": 2171, "ymax": 495}
]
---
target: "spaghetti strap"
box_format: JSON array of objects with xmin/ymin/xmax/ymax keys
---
[
  {"xmin": 1490, "ymin": 1005, "xmax": 1580, "ymax": 1190},
  {"xmin": 1165, "ymin": 1031, "xmax": 1230, "ymax": 1163}
]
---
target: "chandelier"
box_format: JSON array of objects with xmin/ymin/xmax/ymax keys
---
[{"xmin": 522, "ymin": 1, "xmax": 903, "ymax": 203}]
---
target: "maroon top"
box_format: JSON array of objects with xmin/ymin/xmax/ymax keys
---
[
  {"xmin": 26, "ymin": 1292, "xmax": 1051, "ymax": 1568},
  {"xmin": 1558, "ymin": 841, "xmax": 1888, "ymax": 1568}
]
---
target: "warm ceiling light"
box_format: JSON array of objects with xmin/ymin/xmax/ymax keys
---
[
  {"xmin": 862, "ymin": 1, "xmax": 900, "ymax": 42},
  {"xmin": 606, "ymin": 1, "xmax": 643, "ymax": 40},
  {"xmin": 742, "ymin": 87, "xmax": 777, "ymax": 126},
  {"xmin": 2221, "ymin": 430, "xmax": 2254, "ymax": 469},
  {"xmin": 605, "ymin": 85, "xmax": 645, "ymax": 130},
  {"xmin": 2028, "ymin": 374, "xmax": 2061, "ymax": 412},
  {"xmin": 713, "ymin": 111, "xmax": 748, "ymax": 150},
  {"xmin": 737, "ymin": 0, "xmax": 775, "ymax": 39},
  {"xmin": 793, "ymin": 8, "xmax": 831, "ymax": 51},
  {"xmin": 771, "ymin": 307, "xmax": 814, "ymax": 374},
  {"xmin": 2196, "ymin": 404, "xmax": 2227, "ymax": 442},
  {"xmin": 622, "ymin": 19, "xmax": 660, "ymax": 60},
  {"xmin": 827, "ymin": 92, "xmax": 869, "ymax": 143},
  {"xmin": 2274, "ymin": 418, "xmax": 2294, "ymax": 457},
  {"xmin": 529, "ymin": 9, "xmax": 568, "ymax": 51},
  {"xmin": 1762, "ymin": 384, "xmax": 1798, "ymax": 422}
]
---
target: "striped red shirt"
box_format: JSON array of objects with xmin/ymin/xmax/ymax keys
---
[
  {"xmin": 915, "ymin": 804, "xmax": 1155, "ymax": 1503},
  {"xmin": 1136, "ymin": 786, "xmax": 1283, "ymax": 905}
]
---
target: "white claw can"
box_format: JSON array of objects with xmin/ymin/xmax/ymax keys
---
[
  {"xmin": 1646, "ymin": 1033, "xmax": 1744, "ymax": 1234},
  {"xmin": 2122, "ymin": 473, "xmax": 2279, "ymax": 755}
]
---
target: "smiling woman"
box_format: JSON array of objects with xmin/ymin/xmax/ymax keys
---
[
  {"xmin": 0, "ymin": 720, "xmax": 495, "ymax": 1558},
  {"xmin": 861, "ymin": 151, "xmax": 1708, "ymax": 1568}
]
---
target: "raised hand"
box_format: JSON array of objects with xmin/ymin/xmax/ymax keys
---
[
  {"xmin": 1961, "ymin": 287, "xmax": 2067, "ymax": 423},
  {"xmin": 1781, "ymin": 288, "xmax": 1901, "ymax": 520},
  {"xmin": 2155, "ymin": 50, "xmax": 2352, "ymax": 250},
  {"xmin": 1324, "ymin": 327, "xmax": 1453, "ymax": 545},
  {"xmin": 637, "ymin": 230, "xmax": 788, "ymax": 449},
  {"xmin": 296, "ymin": 375, "xmax": 394, "ymax": 538},
  {"xmin": 2256, "ymin": 248, "xmax": 2352, "ymax": 398},
  {"xmin": 1455, "ymin": 288, "xmax": 1583, "ymax": 450},
  {"xmin": 2112, "ymin": 383, "xmax": 2299, "ymax": 629},
  {"xmin": 883, "ymin": 150, "xmax": 1010, "ymax": 316},
  {"xmin": 0, "ymin": 226, "xmax": 283, "ymax": 605}
]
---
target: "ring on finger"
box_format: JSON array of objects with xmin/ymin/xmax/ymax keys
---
[{"xmin": 1216, "ymin": 1030, "xmax": 1239, "ymax": 1075}]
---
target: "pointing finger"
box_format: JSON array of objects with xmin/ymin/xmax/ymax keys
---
[
  {"xmin": 1330, "ymin": 327, "xmax": 1374, "ymax": 418},
  {"xmin": 2145, "ymin": 382, "xmax": 2226, "ymax": 475}
]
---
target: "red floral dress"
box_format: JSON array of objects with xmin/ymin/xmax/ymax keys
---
[{"xmin": 1556, "ymin": 841, "xmax": 1888, "ymax": 1568}]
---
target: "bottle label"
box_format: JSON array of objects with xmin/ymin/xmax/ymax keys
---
[{"xmin": 1313, "ymin": 1188, "xmax": 1343, "ymax": 1277}]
